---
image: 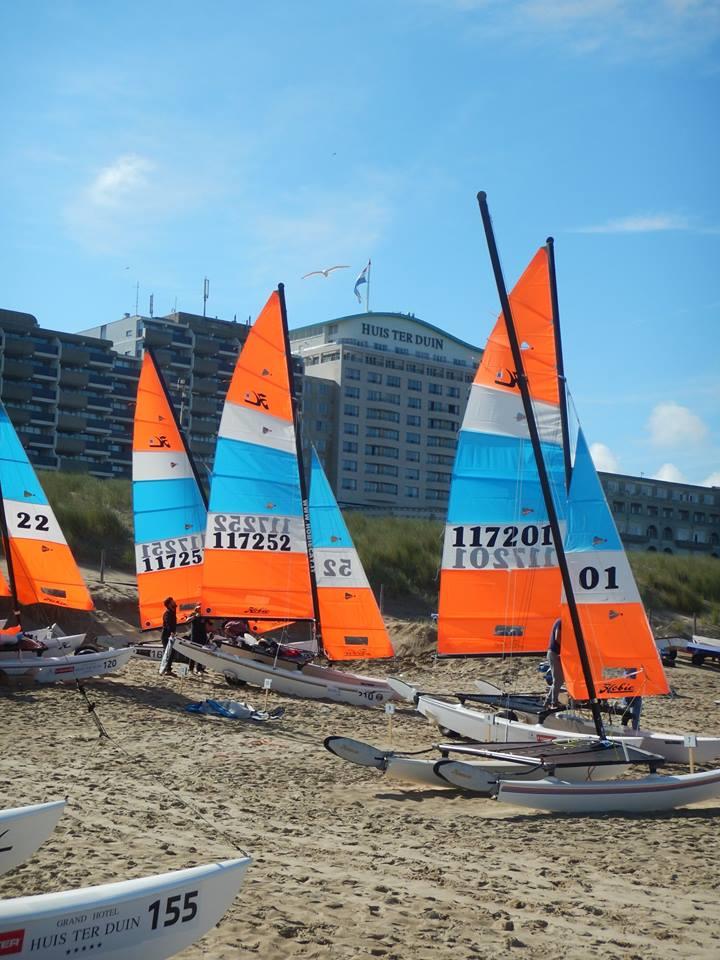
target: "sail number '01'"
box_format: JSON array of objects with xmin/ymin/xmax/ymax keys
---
[
  {"xmin": 212, "ymin": 514, "xmax": 291, "ymax": 552},
  {"xmin": 148, "ymin": 890, "xmax": 198, "ymax": 930},
  {"xmin": 578, "ymin": 566, "xmax": 619, "ymax": 590}
]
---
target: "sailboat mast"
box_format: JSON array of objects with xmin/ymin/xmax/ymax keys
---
[
  {"xmin": 277, "ymin": 283, "xmax": 323, "ymax": 644},
  {"xmin": 546, "ymin": 237, "xmax": 573, "ymax": 492},
  {"xmin": 0, "ymin": 475, "xmax": 23, "ymax": 629},
  {"xmin": 477, "ymin": 192, "xmax": 606, "ymax": 740},
  {"xmin": 145, "ymin": 345, "xmax": 209, "ymax": 511}
]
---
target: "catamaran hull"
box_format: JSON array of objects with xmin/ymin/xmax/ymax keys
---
[
  {"xmin": 0, "ymin": 630, "xmax": 87, "ymax": 659},
  {"xmin": 0, "ymin": 801, "xmax": 66, "ymax": 877},
  {"xmin": 495, "ymin": 769, "xmax": 720, "ymax": 813},
  {"xmin": 132, "ymin": 643, "xmax": 165, "ymax": 661},
  {"xmin": 175, "ymin": 640, "xmax": 398, "ymax": 708},
  {"xmin": 0, "ymin": 857, "xmax": 251, "ymax": 959},
  {"xmin": 544, "ymin": 713, "xmax": 720, "ymax": 764},
  {"xmin": 434, "ymin": 759, "xmax": 628, "ymax": 794},
  {"xmin": 0, "ymin": 647, "xmax": 133, "ymax": 684}
]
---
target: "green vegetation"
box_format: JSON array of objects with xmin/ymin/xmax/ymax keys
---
[
  {"xmin": 629, "ymin": 551, "xmax": 720, "ymax": 626},
  {"xmin": 36, "ymin": 473, "xmax": 720, "ymax": 624},
  {"xmin": 39, "ymin": 471, "xmax": 134, "ymax": 569}
]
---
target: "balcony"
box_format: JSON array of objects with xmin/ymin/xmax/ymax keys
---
[
  {"xmin": 192, "ymin": 377, "xmax": 216, "ymax": 395},
  {"xmin": 56, "ymin": 435, "xmax": 86, "ymax": 455},
  {"xmin": 60, "ymin": 345, "xmax": 90, "ymax": 367},
  {"xmin": 28, "ymin": 452, "xmax": 58, "ymax": 469},
  {"xmin": 33, "ymin": 385, "xmax": 58, "ymax": 403},
  {"xmin": 3, "ymin": 336, "xmax": 34, "ymax": 356},
  {"xmin": 1, "ymin": 381, "xmax": 32, "ymax": 403},
  {"xmin": 189, "ymin": 437, "xmax": 215, "ymax": 458},
  {"xmin": 28, "ymin": 337, "xmax": 59, "ymax": 358},
  {"xmin": 58, "ymin": 390, "xmax": 88, "ymax": 410},
  {"xmin": 25, "ymin": 434, "xmax": 55, "ymax": 449},
  {"xmin": 193, "ymin": 355, "xmax": 219, "ymax": 377},
  {"xmin": 84, "ymin": 442, "xmax": 110, "ymax": 458},
  {"xmin": 30, "ymin": 362, "xmax": 57, "ymax": 381},
  {"xmin": 193, "ymin": 335, "xmax": 218, "ymax": 356},
  {"xmin": 190, "ymin": 395, "xmax": 217, "ymax": 417},
  {"xmin": 2, "ymin": 358, "xmax": 34, "ymax": 379},
  {"xmin": 86, "ymin": 417, "xmax": 112, "ymax": 434},
  {"xmin": 5, "ymin": 404, "xmax": 31, "ymax": 426},
  {"xmin": 87, "ymin": 374, "xmax": 113, "ymax": 392},
  {"xmin": 87, "ymin": 349, "xmax": 113, "ymax": 367},
  {"xmin": 190, "ymin": 417, "xmax": 216, "ymax": 436},
  {"xmin": 144, "ymin": 328, "xmax": 172, "ymax": 349},
  {"xmin": 59, "ymin": 368, "xmax": 89, "ymax": 389},
  {"xmin": 57, "ymin": 412, "xmax": 87, "ymax": 433}
]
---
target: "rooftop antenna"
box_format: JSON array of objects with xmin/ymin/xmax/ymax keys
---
[
  {"xmin": 203, "ymin": 277, "xmax": 209, "ymax": 317},
  {"xmin": 149, "ymin": 293, "xmax": 154, "ymax": 318},
  {"xmin": 135, "ymin": 281, "xmax": 140, "ymax": 315}
]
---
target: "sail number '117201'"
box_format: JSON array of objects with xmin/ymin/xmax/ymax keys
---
[{"xmin": 444, "ymin": 523, "xmax": 556, "ymax": 570}]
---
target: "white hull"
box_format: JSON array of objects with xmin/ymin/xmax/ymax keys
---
[
  {"xmin": 417, "ymin": 696, "xmax": 645, "ymax": 750},
  {"xmin": 496, "ymin": 768, "xmax": 720, "ymax": 813},
  {"xmin": 0, "ymin": 628, "xmax": 86, "ymax": 659},
  {"xmin": 0, "ymin": 857, "xmax": 251, "ymax": 959},
  {"xmin": 434, "ymin": 759, "xmax": 627, "ymax": 794},
  {"xmin": 0, "ymin": 647, "xmax": 133, "ymax": 684},
  {"xmin": 175, "ymin": 640, "xmax": 398, "ymax": 708},
  {"xmin": 545, "ymin": 713, "xmax": 720, "ymax": 764},
  {"xmin": 0, "ymin": 801, "xmax": 66, "ymax": 877},
  {"xmin": 133, "ymin": 644, "xmax": 164, "ymax": 661}
]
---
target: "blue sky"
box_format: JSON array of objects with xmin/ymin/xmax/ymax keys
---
[{"xmin": 2, "ymin": 0, "xmax": 718, "ymax": 486}]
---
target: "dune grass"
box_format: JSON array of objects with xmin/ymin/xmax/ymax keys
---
[{"xmin": 34, "ymin": 472, "xmax": 720, "ymax": 623}]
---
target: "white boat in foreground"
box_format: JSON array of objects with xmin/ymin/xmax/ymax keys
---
[
  {"xmin": 175, "ymin": 640, "xmax": 398, "ymax": 708},
  {"xmin": 0, "ymin": 647, "xmax": 133, "ymax": 685},
  {"xmin": 0, "ymin": 856, "xmax": 251, "ymax": 959},
  {"xmin": 495, "ymin": 768, "xmax": 720, "ymax": 814},
  {"xmin": 0, "ymin": 801, "xmax": 65, "ymax": 877}
]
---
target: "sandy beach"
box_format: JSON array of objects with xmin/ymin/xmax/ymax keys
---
[{"xmin": 2, "ymin": 594, "xmax": 720, "ymax": 959}]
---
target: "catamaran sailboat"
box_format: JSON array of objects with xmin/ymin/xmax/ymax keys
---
[{"xmin": 168, "ymin": 287, "xmax": 398, "ymax": 707}]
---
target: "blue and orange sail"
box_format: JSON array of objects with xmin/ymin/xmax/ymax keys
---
[
  {"xmin": 132, "ymin": 351, "xmax": 208, "ymax": 629},
  {"xmin": 309, "ymin": 448, "xmax": 393, "ymax": 660},
  {"xmin": 557, "ymin": 427, "xmax": 669, "ymax": 700},
  {"xmin": 0, "ymin": 402, "xmax": 93, "ymax": 612},
  {"xmin": 200, "ymin": 288, "xmax": 315, "ymax": 622},
  {"xmin": 438, "ymin": 248, "xmax": 567, "ymax": 656}
]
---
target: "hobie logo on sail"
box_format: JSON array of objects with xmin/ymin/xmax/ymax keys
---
[
  {"xmin": 149, "ymin": 435, "xmax": 171, "ymax": 448},
  {"xmin": 495, "ymin": 368, "xmax": 518, "ymax": 389},
  {"xmin": 244, "ymin": 391, "xmax": 269, "ymax": 410}
]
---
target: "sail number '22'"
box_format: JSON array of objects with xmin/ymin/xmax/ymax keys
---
[
  {"xmin": 148, "ymin": 890, "xmax": 198, "ymax": 930},
  {"xmin": 16, "ymin": 511, "xmax": 50, "ymax": 531}
]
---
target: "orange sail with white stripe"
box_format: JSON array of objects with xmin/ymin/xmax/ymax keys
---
[
  {"xmin": 0, "ymin": 402, "xmax": 93, "ymax": 611},
  {"xmin": 200, "ymin": 289, "xmax": 315, "ymax": 622},
  {"xmin": 438, "ymin": 248, "xmax": 566, "ymax": 656},
  {"xmin": 132, "ymin": 351, "xmax": 208, "ymax": 629},
  {"xmin": 309, "ymin": 448, "xmax": 393, "ymax": 660}
]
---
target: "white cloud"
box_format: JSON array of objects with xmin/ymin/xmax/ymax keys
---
[
  {"xmin": 573, "ymin": 214, "xmax": 691, "ymax": 234},
  {"xmin": 655, "ymin": 463, "xmax": 688, "ymax": 483},
  {"xmin": 704, "ymin": 471, "xmax": 720, "ymax": 487},
  {"xmin": 647, "ymin": 402, "xmax": 709, "ymax": 447},
  {"xmin": 85, "ymin": 155, "xmax": 153, "ymax": 209},
  {"xmin": 590, "ymin": 442, "xmax": 619, "ymax": 472}
]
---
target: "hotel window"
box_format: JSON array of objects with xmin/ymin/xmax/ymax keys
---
[
  {"xmin": 406, "ymin": 432, "xmax": 421, "ymax": 444},
  {"xmin": 342, "ymin": 460, "xmax": 358, "ymax": 472},
  {"xmin": 405, "ymin": 486, "xmax": 419, "ymax": 498},
  {"xmin": 344, "ymin": 423, "xmax": 359, "ymax": 435},
  {"xmin": 408, "ymin": 379, "xmax": 422, "ymax": 391},
  {"xmin": 405, "ymin": 468, "xmax": 420, "ymax": 480},
  {"xmin": 407, "ymin": 450, "xmax": 420, "ymax": 462},
  {"xmin": 386, "ymin": 374, "xmax": 401, "ymax": 387},
  {"xmin": 428, "ymin": 383, "xmax": 443, "ymax": 395},
  {"xmin": 426, "ymin": 489, "xmax": 446, "ymax": 501},
  {"xmin": 407, "ymin": 396, "xmax": 421, "ymax": 409},
  {"xmin": 367, "ymin": 371, "xmax": 382, "ymax": 383},
  {"xmin": 406, "ymin": 415, "xmax": 421, "ymax": 427},
  {"xmin": 344, "ymin": 403, "xmax": 359, "ymax": 416},
  {"xmin": 364, "ymin": 481, "xmax": 398, "ymax": 495},
  {"xmin": 346, "ymin": 368, "xmax": 361, "ymax": 380},
  {"xmin": 341, "ymin": 478, "xmax": 357, "ymax": 491},
  {"xmin": 342, "ymin": 441, "xmax": 358, "ymax": 453},
  {"xmin": 447, "ymin": 386, "xmax": 460, "ymax": 398},
  {"xmin": 344, "ymin": 386, "xmax": 360, "ymax": 398}
]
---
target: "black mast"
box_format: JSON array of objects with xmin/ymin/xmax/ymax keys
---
[
  {"xmin": 546, "ymin": 237, "xmax": 573, "ymax": 492},
  {"xmin": 477, "ymin": 192, "xmax": 606, "ymax": 740},
  {"xmin": 278, "ymin": 283, "xmax": 323, "ymax": 646},
  {"xmin": 0, "ymin": 475, "xmax": 22, "ymax": 630},
  {"xmin": 145, "ymin": 344, "xmax": 209, "ymax": 510}
]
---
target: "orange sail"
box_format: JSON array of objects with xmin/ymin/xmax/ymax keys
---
[
  {"xmin": 558, "ymin": 429, "xmax": 669, "ymax": 700},
  {"xmin": 0, "ymin": 403, "xmax": 93, "ymax": 611},
  {"xmin": 200, "ymin": 289, "xmax": 315, "ymax": 622},
  {"xmin": 309, "ymin": 448, "xmax": 393, "ymax": 660},
  {"xmin": 132, "ymin": 351, "xmax": 208, "ymax": 629},
  {"xmin": 438, "ymin": 248, "xmax": 566, "ymax": 656}
]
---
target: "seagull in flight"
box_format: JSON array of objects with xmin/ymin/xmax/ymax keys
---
[{"xmin": 302, "ymin": 265, "xmax": 351, "ymax": 279}]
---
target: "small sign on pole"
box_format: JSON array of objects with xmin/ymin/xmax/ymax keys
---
[
  {"xmin": 385, "ymin": 701, "xmax": 395, "ymax": 747},
  {"xmin": 263, "ymin": 677, "xmax": 272, "ymax": 711},
  {"xmin": 175, "ymin": 662, "xmax": 189, "ymax": 694},
  {"xmin": 684, "ymin": 734, "xmax": 698, "ymax": 773}
]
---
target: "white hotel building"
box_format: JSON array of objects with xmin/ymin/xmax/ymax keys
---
[{"xmin": 289, "ymin": 312, "xmax": 483, "ymax": 515}]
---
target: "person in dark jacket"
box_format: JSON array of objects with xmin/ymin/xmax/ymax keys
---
[
  {"xmin": 159, "ymin": 596, "xmax": 177, "ymax": 676},
  {"xmin": 543, "ymin": 618, "xmax": 564, "ymax": 709}
]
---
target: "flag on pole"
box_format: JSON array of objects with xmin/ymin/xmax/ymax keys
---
[{"xmin": 354, "ymin": 260, "xmax": 370, "ymax": 303}]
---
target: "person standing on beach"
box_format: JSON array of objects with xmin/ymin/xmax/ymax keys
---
[
  {"xmin": 544, "ymin": 617, "xmax": 563, "ymax": 709},
  {"xmin": 159, "ymin": 596, "xmax": 177, "ymax": 676}
]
